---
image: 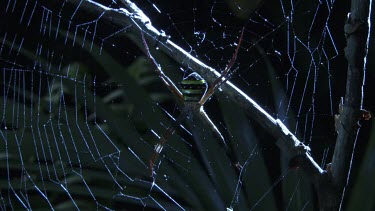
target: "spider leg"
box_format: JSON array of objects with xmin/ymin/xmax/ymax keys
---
[
  {"xmin": 198, "ymin": 107, "xmax": 226, "ymax": 147},
  {"xmin": 149, "ymin": 126, "xmax": 176, "ymax": 176},
  {"xmin": 141, "ymin": 31, "xmax": 184, "ymax": 101},
  {"xmin": 198, "ymin": 27, "xmax": 245, "ymax": 106},
  {"xmin": 141, "ymin": 32, "xmax": 186, "ymax": 176},
  {"xmin": 196, "ymin": 106, "xmax": 240, "ymax": 173}
]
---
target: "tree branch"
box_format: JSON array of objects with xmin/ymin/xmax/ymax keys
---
[
  {"xmin": 65, "ymin": 0, "xmax": 324, "ymax": 176},
  {"xmin": 323, "ymin": 0, "xmax": 372, "ymax": 210}
]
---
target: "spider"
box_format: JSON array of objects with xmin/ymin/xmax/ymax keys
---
[{"xmin": 141, "ymin": 28, "xmax": 244, "ymax": 177}]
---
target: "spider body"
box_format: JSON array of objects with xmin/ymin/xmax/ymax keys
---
[
  {"xmin": 141, "ymin": 28, "xmax": 244, "ymax": 177},
  {"xmin": 180, "ymin": 72, "xmax": 208, "ymax": 102},
  {"xmin": 179, "ymin": 72, "xmax": 208, "ymax": 120}
]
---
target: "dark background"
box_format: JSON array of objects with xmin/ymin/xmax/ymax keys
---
[{"xmin": 0, "ymin": 0, "xmax": 374, "ymax": 210}]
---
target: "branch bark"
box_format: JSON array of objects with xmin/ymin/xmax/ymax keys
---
[{"xmin": 320, "ymin": 0, "xmax": 372, "ymax": 210}]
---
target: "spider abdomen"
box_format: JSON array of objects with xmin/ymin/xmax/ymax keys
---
[{"xmin": 180, "ymin": 72, "xmax": 208, "ymax": 102}]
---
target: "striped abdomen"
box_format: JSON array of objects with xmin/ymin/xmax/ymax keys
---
[{"xmin": 180, "ymin": 72, "xmax": 208, "ymax": 102}]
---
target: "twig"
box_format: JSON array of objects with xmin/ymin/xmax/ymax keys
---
[{"xmin": 325, "ymin": 0, "xmax": 372, "ymax": 210}]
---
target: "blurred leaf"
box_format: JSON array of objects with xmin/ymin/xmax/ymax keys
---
[{"xmin": 347, "ymin": 120, "xmax": 375, "ymax": 211}]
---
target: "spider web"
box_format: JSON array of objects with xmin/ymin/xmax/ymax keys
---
[{"xmin": 0, "ymin": 0, "xmax": 351, "ymax": 210}]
